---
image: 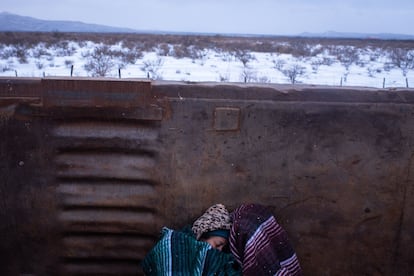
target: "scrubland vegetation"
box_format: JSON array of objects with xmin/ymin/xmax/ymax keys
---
[{"xmin": 0, "ymin": 32, "xmax": 413, "ymax": 87}]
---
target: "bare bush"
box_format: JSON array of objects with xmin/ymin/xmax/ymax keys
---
[
  {"xmin": 240, "ymin": 68, "xmax": 256, "ymax": 83},
  {"xmin": 17, "ymin": 46, "xmax": 29, "ymax": 63},
  {"xmin": 171, "ymin": 44, "xmax": 189, "ymax": 59},
  {"xmin": 367, "ymin": 67, "xmax": 382, "ymax": 77},
  {"xmin": 35, "ymin": 60, "xmax": 44, "ymax": 70},
  {"xmin": 311, "ymin": 60, "xmax": 322, "ymax": 73},
  {"xmin": 141, "ymin": 57, "xmax": 164, "ymax": 80},
  {"xmin": 111, "ymin": 48, "xmax": 142, "ymax": 69},
  {"xmin": 1, "ymin": 62, "xmax": 13, "ymax": 72},
  {"xmin": 234, "ymin": 49, "xmax": 254, "ymax": 67},
  {"xmin": 64, "ymin": 60, "xmax": 74, "ymax": 68},
  {"xmin": 52, "ymin": 41, "xmax": 76, "ymax": 56},
  {"xmin": 219, "ymin": 73, "xmax": 230, "ymax": 82},
  {"xmin": 321, "ymin": 57, "xmax": 335, "ymax": 66},
  {"xmin": 290, "ymin": 41, "xmax": 313, "ymax": 57},
  {"xmin": 273, "ymin": 59, "xmax": 286, "ymax": 72},
  {"xmin": 188, "ymin": 46, "xmax": 208, "ymax": 64},
  {"xmin": 157, "ymin": 43, "xmax": 171, "ymax": 56},
  {"xmin": 282, "ymin": 64, "xmax": 306, "ymax": 84},
  {"xmin": 257, "ymin": 76, "xmax": 271, "ymax": 83},
  {"xmin": 383, "ymin": 62, "xmax": 394, "ymax": 72},
  {"xmin": 0, "ymin": 47, "xmax": 15, "ymax": 59},
  {"xmin": 337, "ymin": 46, "xmax": 359, "ymax": 71},
  {"xmin": 83, "ymin": 45, "xmax": 115, "ymax": 77},
  {"xmin": 388, "ymin": 48, "xmax": 414, "ymax": 76},
  {"xmin": 32, "ymin": 45, "xmax": 51, "ymax": 59}
]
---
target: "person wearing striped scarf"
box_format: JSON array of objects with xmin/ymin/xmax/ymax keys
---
[{"xmin": 229, "ymin": 203, "xmax": 302, "ymax": 276}]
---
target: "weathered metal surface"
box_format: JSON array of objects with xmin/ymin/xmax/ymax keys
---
[{"xmin": 1, "ymin": 77, "xmax": 414, "ymax": 275}]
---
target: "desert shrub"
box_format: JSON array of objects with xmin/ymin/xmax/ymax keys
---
[
  {"xmin": 254, "ymin": 41, "xmax": 275, "ymax": 52},
  {"xmin": 240, "ymin": 68, "xmax": 257, "ymax": 83},
  {"xmin": 121, "ymin": 49, "xmax": 142, "ymax": 65},
  {"xmin": 282, "ymin": 63, "xmax": 306, "ymax": 84},
  {"xmin": 273, "ymin": 59, "xmax": 286, "ymax": 72},
  {"xmin": 367, "ymin": 66, "xmax": 383, "ymax": 77},
  {"xmin": 15, "ymin": 45, "xmax": 29, "ymax": 64},
  {"xmin": 171, "ymin": 44, "xmax": 189, "ymax": 59},
  {"xmin": 35, "ymin": 60, "xmax": 44, "ymax": 69},
  {"xmin": 321, "ymin": 57, "xmax": 335, "ymax": 66},
  {"xmin": 188, "ymin": 46, "xmax": 208, "ymax": 64},
  {"xmin": 383, "ymin": 62, "xmax": 394, "ymax": 72},
  {"xmin": 83, "ymin": 45, "xmax": 115, "ymax": 77},
  {"xmin": 290, "ymin": 41, "xmax": 313, "ymax": 57},
  {"xmin": 388, "ymin": 48, "xmax": 414, "ymax": 76},
  {"xmin": 234, "ymin": 49, "xmax": 255, "ymax": 67},
  {"xmin": 157, "ymin": 43, "xmax": 171, "ymax": 56},
  {"xmin": 219, "ymin": 73, "xmax": 230, "ymax": 82},
  {"xmin": 32, "ymin": 45, "xmax": 51, "ymax": 58},
  {"xmin": 0, "ymin": 62, "xmax": 13, "ymax": 72},
  {"xmin": 111, "ymin": 47, "xmax": 142, "ymax": 68},
  {"xmin": 64, "ymin": 59, "xmax": 74, "ymax": 68},
  {"xmin": 0, "ymin": 47, "xmax": 15, "ymax": 59},
  {"xmin": 52, "ymin": 41, "xmax": 77, "ymax": 56},
  {"xmin": 336, "ymin": 46, "xmax": 359, "ymax": 70},
  {"xmin": 273, "ymin": 43, "xmax": 293, "ymax": 55},
  {"xmin": 141, "ymin": 57, "xmax": 164, "ymax": 80},
  {"xmin": 311, "ymin": 59, "xmax": 322, "ymax": 73}
]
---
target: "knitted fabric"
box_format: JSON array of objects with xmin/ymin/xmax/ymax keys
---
[{"xmin": 192, "ymin": 204, "xmax": 232, "ymax": 240}]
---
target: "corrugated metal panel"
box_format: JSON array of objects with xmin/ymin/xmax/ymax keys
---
[{"xmin": 53, "ymin": 117, "xmax": 161, "ymax": 274}]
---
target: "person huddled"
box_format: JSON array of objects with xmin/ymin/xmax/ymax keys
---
[
  {"xmin": 142, "ymin": 203, "xmax": 301, "ymax": 275},
  {"xmin": 141, "ymin": 204, "xmax": 241, "ymax": 275},
  {"xmin": 229, "ymin": 203, "xmax": 302, "ymax": 276}
]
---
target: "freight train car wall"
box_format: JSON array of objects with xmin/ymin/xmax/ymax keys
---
[{"xmin": 1, "ymin": 77, "xmax": 414, "ymax": 275}]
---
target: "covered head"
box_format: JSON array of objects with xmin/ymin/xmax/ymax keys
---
[{"xmin": 192, "ymin": 203, "xmax": 232, "ymax": 240}]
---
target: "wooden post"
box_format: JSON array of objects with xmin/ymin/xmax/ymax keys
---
[
  {"xmin": 118, "ymin": 68, "xmax": 121, "ymax": 79},
  {"xmin": 406, "ymin": 78, "xmax": 409, "ymax": 88},
  {"xmin": 383, "ymin": 78, "xmax": 385, "ymax": 88},
  {"xmin": 70, "ymin": 65, "xmax": 74, "ymax": 77}
]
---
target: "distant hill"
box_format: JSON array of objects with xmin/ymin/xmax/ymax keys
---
[
  {"xmin": 1, "ymin": 11, "xmax": 414, "ymax": 40},
  {"xmin": 0, "ymin": 12, "xmax": 138, "ymax": 33},
  {"xmin": 299, "ymin": 30, "xmax": 414, "ymax": 40}
]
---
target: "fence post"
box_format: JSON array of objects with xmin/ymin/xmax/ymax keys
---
[
  {"xmin": 383, "ymin": 78, "xmax": 385, "ymax": 88},
  {"xmin": 15, "ymin": 70, "xmax": 17, "ymax": 77},
  {"xmin": 340, "ymin": 77, "xmax": 343, "ymax": 86},
  {"xmin": 70, "ymin": 65, "xmax": 74, "ymax": 77},
  {"xmin": 118, "ymin": 68, "xmax": 121, "ymax": 79},
  {"xmin": 406, "ymin": 78, "xmax": 409, "ymax": 88}
]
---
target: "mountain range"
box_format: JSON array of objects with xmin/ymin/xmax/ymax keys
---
[
  {"xmin": 299, "ymin": 30, "xmax": 414, "ymax": 40},
  {"xmin": 0, "ymin": 12, "xmax": 137, "ymax": 33},
  {"xmin": 1, "ymin": 11, "xmax": 414, "ymax": 40}
]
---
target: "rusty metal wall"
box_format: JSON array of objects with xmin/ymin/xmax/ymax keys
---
[{"xmin": 1, "ymin": 77, "xmax": 414, "ymax": 275}]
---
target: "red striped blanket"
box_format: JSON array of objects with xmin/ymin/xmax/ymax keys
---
[{"xmin": 229, "ymin": 204, "xmax": 302, "ymax": 275}]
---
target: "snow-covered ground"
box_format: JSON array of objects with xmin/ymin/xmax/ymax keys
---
[{"xmin": 0, "ymin": 40, "xmax": 413, "ymax": 88}]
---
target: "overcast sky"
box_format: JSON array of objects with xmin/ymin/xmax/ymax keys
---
[{"xmin": 2, "ymin": 0, "xmax": 414, "ymax": 35}]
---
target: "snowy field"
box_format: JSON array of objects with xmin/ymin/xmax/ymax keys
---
[{"xmin": 0, "ymin": 34, "xmax": 413, "ymax": 88}]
